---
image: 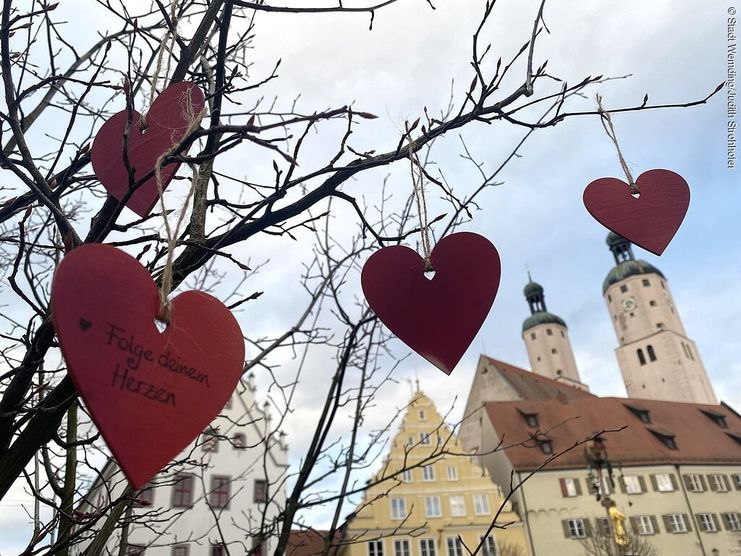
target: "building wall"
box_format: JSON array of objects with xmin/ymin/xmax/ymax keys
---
[
  {"xmin": 343, "ymin": 391, "xmax": 529, "ymax": 556},
  {"xmin": 459, "ymin": 357, "xmax": 523, "ymax": 456},
  {"xmin": 71, "ymin": 379, "xmax": 289, "ymax": 556},
  {"xmin": 477, "ymin": 415, "xmax": 741, "ymax": 556},
  {"xmin": 522, "ymin": 323, "xmax": 581, "ymax": 386},
  {"xmin": 605, "ymin": 273, "xmax": 716, "ymax": 404}
]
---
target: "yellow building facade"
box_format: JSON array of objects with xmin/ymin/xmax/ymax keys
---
[{"xmin": 342, "ymin": 389, "xmax": 529, "ymax": 556}]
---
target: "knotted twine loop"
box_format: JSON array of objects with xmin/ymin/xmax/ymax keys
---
[
  {"xmin": 154, "ymin": 82, "xmax": 207, "ymax": 324},
  {"xmin": 596, "ymin": 94, "xmax": 640, "ymax": 196},
  {"xmin": 407, "ymin": 137, "xmax": 434, "ymax": 272},
  {"xmin": 140, "ymin": 0, "xmax": 180, "ymax": 131}
]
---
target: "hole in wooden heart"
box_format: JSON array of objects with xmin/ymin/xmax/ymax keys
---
[
  {"xmin": 424, "ymin": 270, "xmax": 436, "ymax": 280},
  {"xmin": 154, "ymin": 319, "xmax": 168, "ymax": 333}
]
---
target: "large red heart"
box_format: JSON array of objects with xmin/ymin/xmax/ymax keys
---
[
  {"xmin": 361, "ymin": 232, "xmax": 501, "ymax": 375},
  {"xmin": 51, "ymin": 244, "xmax": 244, "ymax": 488},
  {"xmin": 583, "ymin": 169, "xmax": 690, "ymax": 255},
  {"xmin": 91, "ymin": 82, "xmax": 205, "ymax": 217}
]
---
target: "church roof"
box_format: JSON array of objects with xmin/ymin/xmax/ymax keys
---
[
  {"xmin": 481, "ymin": 357, "xmax": 594, "ymax": 401},
  {"xmin": 484, "ymin": 396, "xmax": 741, "ymax": 470},
  {"xmin": 603, "ymin": 259, "xmax": 665, "ymax": 294},
  {"xmin": 522, "ymin": 311, "xmax": 567, "ymax": 333}
]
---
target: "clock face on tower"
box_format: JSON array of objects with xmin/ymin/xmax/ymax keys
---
[{"xmin": 622, "ymin": 297, "xmax": 636, "ymax": 312}]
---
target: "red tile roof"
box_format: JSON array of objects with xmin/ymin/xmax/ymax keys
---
[
  {"xmin": 485, "ymin": 396, "xmax": 741, "ymax": 470},
  {"xmin": 286, "ymin": 530, "xmax": 342, "ymax": 556},
  {"xmin": 482, "ymin": 356, "xmax": 596, "ymax": 401}
]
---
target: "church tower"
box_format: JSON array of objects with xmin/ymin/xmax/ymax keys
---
[
  {"xmin": 603, "ymin": 232, "xmax": 717, "ymax": 404},
  {"xmin": 522, "ymin": 276, "xmax": 587, "ymax": 390}
]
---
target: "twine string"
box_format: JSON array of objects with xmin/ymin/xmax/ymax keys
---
[
  {"xmin": 153, "ymin": 79, "xmax": 206, "ymax": 323},
  {"xmin": 596, "ymin": 94, "xmax": 639, "ymax": 195},
  {"xmin": 141, "ymin": 0, "xmax": 180, "ymax": 130},
  {"xmin": 407, "ymin": 137, "xmax": 434, "ymax": 272}
]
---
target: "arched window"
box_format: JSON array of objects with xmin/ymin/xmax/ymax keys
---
[
  {"xmin": 637, "ymin": 349, "xmax": 646, "ymax": 366},
  {"xmin": 647, "ymin": 345, "xmax": 657, "ymax": 362}
]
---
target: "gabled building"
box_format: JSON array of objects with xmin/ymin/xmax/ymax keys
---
[
  {"xmin": 70, "ymin": 375, "xmax": 288, "ymax": 556},
  {"xmin": 473, "ymin": 394, "xmax": 741, "ymax": 556},
  {"xmin": 340, "ymin": 388, "xmax": 529, "ymax": 556}
]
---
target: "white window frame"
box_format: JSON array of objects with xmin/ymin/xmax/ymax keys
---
[
  {"xmin": 562, "ymin": 478, "xmax": 578, "ymax": 497},
  {"xmin": 445, "ymin": 537, "xmax": 463, "ymax": 556},
  {"xmin": 708, "ymin": 474, "xmax": 727, "ymax": 492},
  {"xmin": 368, "ymin": 540, "xmax": 384, "ymax": 556},
  {"xmin": 420, "ymin": 432, "xmax": 431, "ymax": 445},
  {"xmin": 636, "ymin": 515, "xmax": 654, "ymax": 535},
  {"xmin": 667, "ymin": 513, "xmax": 687, "ymax": 533},
  {"xmin": 624, "ymin": 475, "xmax": 642, "ymax": 494},
  {"xmin": 479, "ymin": 536, "xmax": 496, "ymax": 556},
  {"xmin": 422, "ymin": 465, "xmax": 435, "ymax": 481},
  {"xmin": 425, "ymin": 495, "xmax": 441, "ymax": 518},
  {"xmin": 698, "ymin": 513, "xmax": 717, "ymax": 532},
  {"xmin": 449, "ymin": 495, "xmax": 466, "ymax": 517},
  {"xmin": 655, "ymin": 473, "xmax": 674, "ymax": 492},
  {"xmin": 400, "ymin": 469, "xmax": 412, "ymax": 483},
  {"xmin": 446, "ymin": 465, "xmax": 458, "ymax": 481},
  {"xmin": 473, "ymin": 494, "xmax": 490, "ymax": 515},
  {"xmin": 390, "ymin": 497, "xmax": 406, "ymax": 520},
  {"xmin": 393, "ymin": 540, "xmax": 410, "ymax": 556},
  {"xmin": 686, "ymin": 474, "xmax": 704, "ymax": 492},
  {"xmin": 567, "ymin": 518, "xmax": 586, "ymax": 538},
  {"xmin": 724, "ymin": 512, "xmax": 741, "ymax": 531},
  {"xmin": 419, "ymin": 539, "xmax": 436, "ymax": 556}
]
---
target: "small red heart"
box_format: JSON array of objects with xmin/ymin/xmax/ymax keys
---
[
  {"xmin": 52, "ymin": 244, "xmax": 244, "ymax": 488},
  {"xmin": 361, "ymin": 232, "xmax": 501, "ymax": 375},
  {"xmin": 91, "ymin": 82, "xmax": 205, "ymax": 217},
  {"xmin": 583, "ymin": 169, "xmax": 690, "ymax": 255}
]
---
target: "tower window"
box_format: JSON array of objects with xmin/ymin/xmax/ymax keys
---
[
  {"xmin": 637, "ymin": 349, "xmax": 646, "ymax": 366},
  {"xmin": 620, "ymin": 285, "xmax": 628, "ymax": 293},
  {"xmin": 551, "ymin": 348, "xmax": 557, "ymax": 354},
  {"xmin": 647, "ymin": 345, "xmax": 657, "ymax": 362},
  {"xmin": 560, "ymin": 330, "xmax": 565, "ymax": 338},
  {"xmin": 531, "ymin": 332, "xmax": 536, "ymax": 340},
  {"xmin": 642, "ymin": 279, "xmax": 650, "ymax": 287},
  {"xmin": 556, "ymin": 369, "xmax": 563, "ymax": 375},
  {"xmin": 661, "ymin": 281, "xmax": 666, "ymax": 289},
  {"xmin": 537, "ymin": 356, "xmax": 541, "ymax": 362},
  {"xmin": 546, "ymin": 328, "xmax": 553, "ymax": 336},
  {"xmin": 649, "ymin": 300, "xmax": 657, "ymax": 306},
  {"xmin": 687, "ymin": 345, "xmax": 694, "ymax": 361},
  {"xmin": 608, "ymin": 294, "xmax": 612, "ymax": 302},
  {"xmin": 656, "ymin": 322, "xmax": 665, "ymax": 329},
  {"xmin": 681, "ymin": 343, "xmax": 690, "ymax": 358}
]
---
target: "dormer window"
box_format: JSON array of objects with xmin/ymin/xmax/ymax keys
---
[
  {"xmin": 626, "ymin": 404, "xmax": 651, "ymax": 424},
  {"xmin": 648, "ymin": 428, "xmax": 677, "ymax": 450},
  {"xmin": 518, "ymin": 409, "xmax": 538, "ymax": 428},
  {"xmin": 538, "ymin": 440, "xmax": 553, "ymax": 454},
  {"xmin": 701, "ymin": 410, "xmax": 728, "ymax": 429}
]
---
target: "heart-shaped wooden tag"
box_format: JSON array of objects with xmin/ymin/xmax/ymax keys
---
[
  {"xmin": 52, "ymin": 244, "xmax": 244, "ymax": 488},
  {"xmin": 91, "ymin": 82, "xmax": 206, "ymax": 218},
  {"xmin": 361, "ymin": 232, "xmax": 501, "ymax": 375},
  {"xmin": 583, "ymin": 169, "xmax": 690, "ymax": 255}
]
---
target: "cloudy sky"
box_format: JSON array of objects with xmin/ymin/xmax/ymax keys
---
[{"xmin": 1, "ymin": 0, "xmax": 739, "ymax": 550}]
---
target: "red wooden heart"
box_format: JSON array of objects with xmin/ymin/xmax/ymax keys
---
[
  {"xmin": 361, "ymin": 232, "xmax": 501, "ymax": 375},
  {"xmin": 583, "ymin": 169, "xmax": 690, "ymax": 255},
  {"xmin": 52, "ymin": 244, "xmax": 244, "ymax": 488},
  {"xmin": 91, "ymin": 82, "xmax": 205, "ymax": 217}
]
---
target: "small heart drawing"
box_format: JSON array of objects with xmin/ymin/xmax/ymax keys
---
[
  {"xmin": 361, "ymin": 232, "xmax": 501, "ymax": 375},
  {"xmin": 52, "ymin": 244, "xmax": 244, "ymax": 488},
  {"xmin": 583, "ymin": 169, "xmax": 690, "ymax": 255},
  {"xmin": 91, "ymin": 82, "xmax": 206, "ymax": 218},
  {"xmin": 79, "ymin": 318, "xmax": 92, "ymax": 331}
]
